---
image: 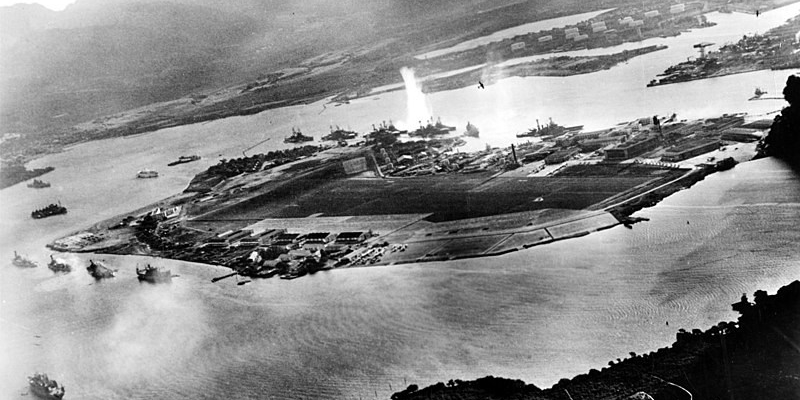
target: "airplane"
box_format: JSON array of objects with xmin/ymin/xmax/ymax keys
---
[{"xmin": 478, "ymin": 81, "xmax": 485, "ymax": 89}]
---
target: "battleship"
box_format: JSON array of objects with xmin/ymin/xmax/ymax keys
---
[
  {"xmin": 27, "ymin": 179, "xmax": 51, "ymax": 189},
  {"xmin": 12, "ymin": 251, "xmax": 37, "ymax": 268},
  {"xmin": 284, "ymin": 127, "xmax": 314, "ymax": 143},
  {"xmin": 463, "ymin": 122, "xmax": 480, "ymax": 138},
  {"xmin": 136, "ymin": 264, "xmax": 172, "ymax": 283},
  {"xmin": 47, "ymin": 255, "xmax": 71, "ymax": 273},
  {"xmin": 167, "ymin": 155, "xmax": 201, "ymax": 166},
  {"xmin": 31, "ymin": 203, "xmax": 67, "ymax": 219},
  {"xmin": 28, "ymin": 373, "xmax": 65, "ymax": 400},
  {"xmin": 321, "ymin": 126, "xmax": 358, "ymax": 141},
  {"xmin": 409, "ymin": 118, "xmax": 456, "ymax": 137},
  {"xmin": 87, "ymin": 259, "xmax": 115, "ymax": 279},
  {"xmin": 516, "ymin": 118, "xmax": 583, "ymax": 138}
]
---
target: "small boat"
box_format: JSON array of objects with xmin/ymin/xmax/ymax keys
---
[
  {"xmin": 167, "ymin": 155, "xmax": 201, "ymax": 166},
  {"xmin": 28, "ymin": 372, "xmax": 65, "ymax": 400},
  {"xmin": 12, "ymin": 251, "xmax": 38, "ymax": 268},
  {"xmin": 27, "ymin": 179, "xmax": 51, "ymax": 189},
  {"xmin": 321, "ymin": 126, "xmax": 358, "ymax": 141},
  {"xmin": 137, "ymin": 169, "xmax": 159, "ymax": 178},
  {"xmin": 31, "ymin": 203, "xmax": 67, "ymax": 219}
]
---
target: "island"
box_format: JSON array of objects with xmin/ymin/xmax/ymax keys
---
[
  {"xmin": 49, "ymin": 109, "xmax": 765, "ymax": 281},
  {"xmin": 647, "ymin": 13, "xmax": 800, "ymax": 87}
]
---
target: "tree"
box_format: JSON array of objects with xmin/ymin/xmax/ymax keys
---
[{"xmin": 760, "ymin": 75, "xmax": 800, "ymax": 168}]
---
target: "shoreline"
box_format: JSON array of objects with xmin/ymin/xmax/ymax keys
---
[{"xmin": 390, "ymin": 280, "xmax": 800, "ymax": 400}]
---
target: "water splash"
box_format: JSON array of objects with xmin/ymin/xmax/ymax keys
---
[{"xmin": 400, "ymin": 67, "xmax": 432, "ymax": 129}]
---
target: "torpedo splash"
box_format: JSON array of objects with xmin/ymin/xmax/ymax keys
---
[{"xmin": 400, "ymin": 67, "xmax": 432, "ymax": 129}]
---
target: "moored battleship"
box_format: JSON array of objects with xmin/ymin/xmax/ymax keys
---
[
  {"xmin": 321, "ymin": 126, "xmax": 358, "ymax": 141},
  {"xmin": 12, "ymin": 251, "xmax": 37, "ymax": 268},
  {"xmin": 31, "ymin": 203, "xmax": 67, "ymax": 219},
  {"xmin": 284, "ymin": 127, "xmax": 314, "ymax": 143},
  {"xmin": 463, "ymin": 122, "xmax": 480, "ymax": 138},
  {"xmin": 410, "ymin": 117, "xmax": 456, "ymax": 137},
  {"xmin": 47, "ymin": 255, "xmax": 71, "ymax": 273},
  {"xmin": 136, "ymin": 264, "xmax": 172, "ymax": 283},
  {"xmin": 516, "ymin": 118, "xmax": 582, "ymax": 138},
  {"xmin": 167, "ymin": 155, "xmax": 201, "ymax": 166},
  {"xmin": 87, "ymin": 259, "xmax": 115, "ymax": 279},
  {"xmin": 27, "ymin": 179, "xmax": 51, "ymax": 189},
  {"xmin": 28, "ymin": 372, "xmax": 65, "ymax": 400}
]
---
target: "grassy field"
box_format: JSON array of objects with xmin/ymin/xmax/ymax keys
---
[{"xmin": 198, "ymin": 170, "xmax": 678, "ymax": 223}]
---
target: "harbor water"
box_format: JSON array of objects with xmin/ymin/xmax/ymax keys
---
[{"xmin": 1, "ymin": 4, "xmax": 800, "ymax": 399}]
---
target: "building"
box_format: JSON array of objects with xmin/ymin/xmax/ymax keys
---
[
  {"xmin": 303, "ymin": 232, "xmax": 337, "ymax": 249},
  {"xmin": 741, "ymin": 119, "xmax": 773, "ymax": 130},
  {"xmin": 578, "ymin": 136, "xmax": 622, "ymax": 152},
  {"xmin": 256, "ymin": 228, "xmax": 287, "ymax": 245},
  {"xmin": 661, "ymin": 139, "xmax": 720, "ymax": 162},
  {"xmin": 545, "ymin": 148, "xmax": 580, "ymax": 165},
  {"xmin": 511, "ymin": 42, "xmax": 526, "ymax": 51},
  {"xmin": 538, "ymin": 35, "xmax": 553, "ymax": 43},
  {"xmin": 721, "ymin": 128, "xmax": 762, "ymax": 142},
  {"xmin": 604, "ymin": 136, "xmax": 660, "ymax": 161},
  {"xmin": 670, "ymin": 3, "xmax": 685, "ymax": 14},
  {"xmin": 270, "ymin": 233, "xmax": 302, "ymax": 250},
  {"xmin": 335, "ymin": 231, "xmax": 369, "ymax": 244},
  {"xmin": 644, "ymin": 10, "xmax": 660, "ymax": 18}
]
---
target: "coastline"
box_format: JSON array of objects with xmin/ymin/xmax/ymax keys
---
[{"xmin": 390, "ymin": 280, "xmax": 800, "ymax": 400}]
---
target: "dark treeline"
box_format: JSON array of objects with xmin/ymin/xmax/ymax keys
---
[{"xmin": 759, "ymin": 75, "xmax": 800, "ymax": 169}]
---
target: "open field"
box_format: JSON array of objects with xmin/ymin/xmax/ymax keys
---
[{"xmin": 198, "ymin": 170, "xmax": 682, "ymax": 223}]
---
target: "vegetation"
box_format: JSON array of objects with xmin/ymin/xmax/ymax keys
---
[
  {"xmin": 759, "ymin": 74, "xmax": 800, "ymax": 169},
  {"xmin": 0, "ymin": 160, "xmax": 53, "ymax": 189}
]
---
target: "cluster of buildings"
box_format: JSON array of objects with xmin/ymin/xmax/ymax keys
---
[
  {"xmin": 201, "ymin": 228, "xmax": 371, "ymax": 253},
  {"xmin": 510, "ymin": 2, "xmax": 705, "ymax": 53}
]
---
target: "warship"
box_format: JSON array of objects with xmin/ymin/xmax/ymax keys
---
[
  {"xmin": 136, "ymin": 264, "xmax": 172, "ymax": 283},
  {"xmin": 284, "ymin": 127, "xmax": 314, "ymax": 143},
  {"xmin": 47, "ymin": 255, "xmax": 71, "ymax": 273},
  {"xmin": 410, "ymin": 117, "xmax": 456, "ymax": 137},
  {"xmin": 12, "ymin": 251, "xmax": 37, "ymax": 268},
  {"xmin": 321, "ymin": 126, "xmax": 358, "ymax": 141},
  {"xmin": 87, "ymin": 259, "xmax": 115, "ymax": 279},
  {"xmin": 27, "ymin": 179, "xmax": 51, "ymax": 189},
  {"xmin": 516, "ymin": 118, "xmax": 582, "ymax": 138},
  {"xmin": 31, "ymin": 203, "xmax": 67, "ymax": 219},
  {"xmin": 28, "ymin": 373, "xmax": 64, "ymax": 400}
]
